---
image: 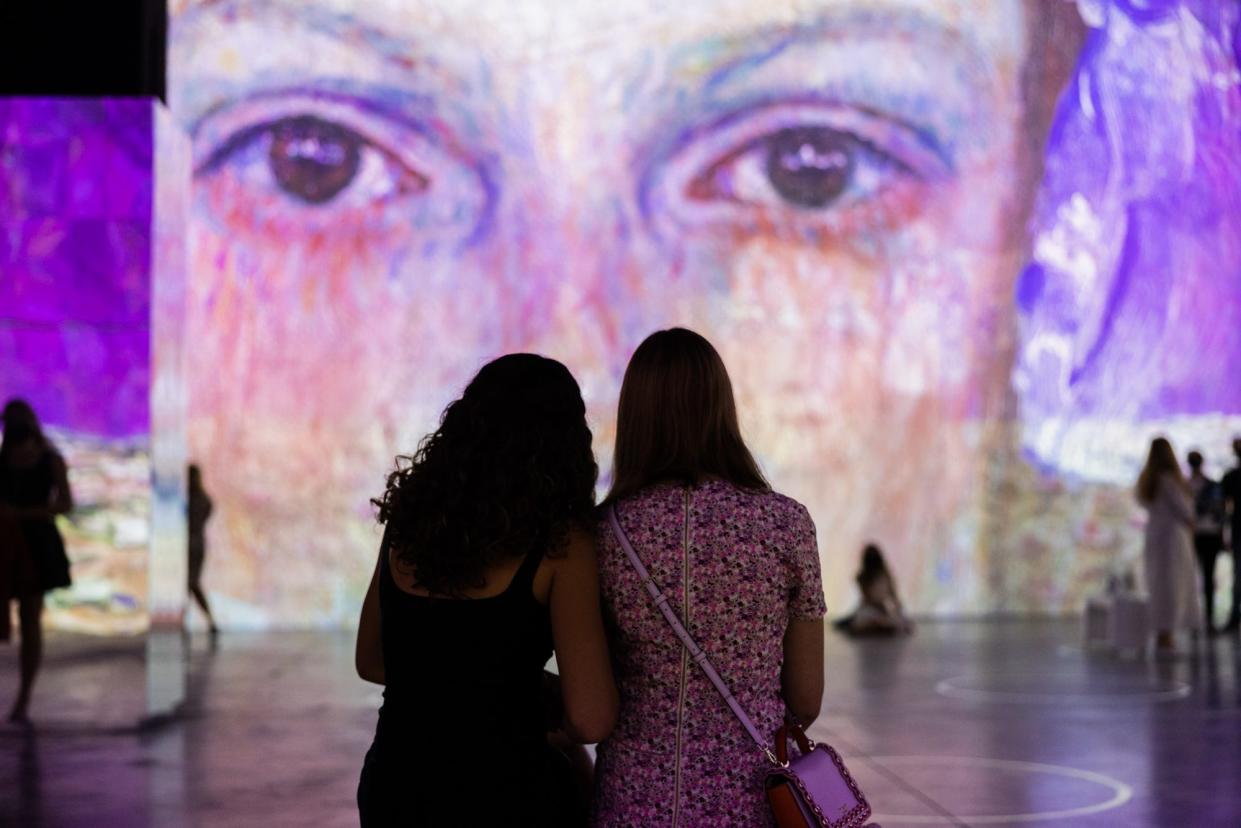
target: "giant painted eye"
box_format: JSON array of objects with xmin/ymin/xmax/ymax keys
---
[
  {"xmin": 201, "ymin": 113, "xmax": 428, "ymax": 208},
  {"xmin": 193, "ymin": 95, "xmax": 488, "ymax": 244},
  {"xmin": 691, "ymin": 126, "xmax": 911, "ymax": 213},
  {"xmin": 650, "ymin": 103, "xmax": 948, "ymax": 239}
]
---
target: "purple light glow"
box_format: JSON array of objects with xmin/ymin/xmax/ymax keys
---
[{"xmin": 1, "ymin": 98, "xmax": 154, "ymax": 438}]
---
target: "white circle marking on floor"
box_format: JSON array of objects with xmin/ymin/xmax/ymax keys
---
[
  {"xmin": 863, "ymin": 755, "xmax": 1133, "ymax": 825},
  {"xmin": 935, "ymin": 674, "xmax": 1192, "ymax": 704}
]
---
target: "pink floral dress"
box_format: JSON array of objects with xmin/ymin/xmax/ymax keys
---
[{"xmin": 592, "ymin": 480, "xmax": 826, "ymax": 827}]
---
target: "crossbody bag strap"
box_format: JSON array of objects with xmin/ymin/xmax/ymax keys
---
[{"xmin": 607, "ymin": 505, "xmax": 782, "ymax": 765}]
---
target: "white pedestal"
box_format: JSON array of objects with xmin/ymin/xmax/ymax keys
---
[
  {"xmin": 1084, "ymin": 596, "xmax": 1112, "ymax": 647},
  {"xmin": 1111, "ymin": 593, "xmax": 1150, "ymax": 654}
]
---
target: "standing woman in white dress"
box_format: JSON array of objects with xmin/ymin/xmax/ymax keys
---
[{"xmin": 1136, "ymin": 437, "xmax": 1201, "ymax": 653}]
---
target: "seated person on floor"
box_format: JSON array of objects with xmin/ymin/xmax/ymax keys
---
[{"xmin": 834, "ymin": 544, "xmax": 914, "ymax": 636}]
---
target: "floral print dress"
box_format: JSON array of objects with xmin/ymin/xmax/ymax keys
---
[{"xmin": 593, "ymin": 480, "xmax": 826, "ymax": 827}]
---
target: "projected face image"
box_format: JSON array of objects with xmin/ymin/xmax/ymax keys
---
[{"xmin": 170, "ymin": 0, "xmax": 1091, "ymax": 622}]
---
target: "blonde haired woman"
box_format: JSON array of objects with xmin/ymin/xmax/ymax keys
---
[{"xmin": 1136, "ymin": 437, "xmax": 1200, "ymax": 654}]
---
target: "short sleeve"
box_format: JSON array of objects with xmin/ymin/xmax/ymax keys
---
[{"xmin": 787, "ymin": 503, "xmax": 826, "ymax": 621}]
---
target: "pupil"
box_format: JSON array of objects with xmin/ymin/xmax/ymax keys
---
[
  {"xmin": 765, "ymin": 127, "xmax": 853, "ymax": 209},
  {"xmin": 268, "ymin": 116, "xmax": 362, "ymax": 205}
]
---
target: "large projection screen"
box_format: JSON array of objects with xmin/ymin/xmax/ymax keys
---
[{"xmin": 168, "ymin": 0, "xmax": 1241, "ymax": 626}]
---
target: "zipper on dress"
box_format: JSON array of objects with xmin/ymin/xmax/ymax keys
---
[{"xmin": 672, "ymin": 487, "xmax": 691, "ymax": 826}]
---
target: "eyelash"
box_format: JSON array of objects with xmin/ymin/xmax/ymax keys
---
[
  {"xmin": 644, "ymin": 102, "xmax": 948, "ymax": 242},
  {"xmin": 198, "ymin": 116, "xmax": 426, "ymax": 208},
  {"xmin": 192, "ymin": 94, "xmax": 489, "ymax": 244},
  {"xmin": 194, "ymin": 95, "xmax": 943, "ymax": 251}
]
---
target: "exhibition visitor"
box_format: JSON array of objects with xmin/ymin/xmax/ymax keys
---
[
  {"xmin": 1136, "ymin": 437, "xmax": 1200, "ymax": 655},
  {"xmin": 1186, "ymin": 451, "xmax": 1224, "ymax": 634},
  {"xmin": 592, "ymin": 329, "xmax": 826, "ymax": 826},
  {"xmin": 835, "ymin": 544, "xmax": 914, "ymax": 637},
  {"xmin": 354, "ymin": 355, "xmax": 616, "ymax": 826},
  {"xmin": 0, "ymin": 399, "xmax": 74, "ymax": 724},
  {"xmin": 187, "ymin": 464, "xmax": 219, "ymax": 636},
  {"xmin": 1220, "ymin": 439, "xmax": 1241, "ymax": 634}
]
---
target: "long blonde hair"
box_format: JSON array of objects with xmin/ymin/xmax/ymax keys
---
[{"xmin": 1136, "ymin": 437, "xmax": 1185, "ymax": 504}]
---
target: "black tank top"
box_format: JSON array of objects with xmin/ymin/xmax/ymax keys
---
[
  {"xmin": 0, "ymin": 448, "xmax": 70, "ymax": 591},
  {"xmin": 374, "ymin": 538, "xmax": 553, "ymax": 754},
  {"xmin": 0, "ymin": 447, "xmax": 57, "ymax": 510},
  {"xmin": 361, "ymin": 539, "xmax": 582, "ymax": 826}
]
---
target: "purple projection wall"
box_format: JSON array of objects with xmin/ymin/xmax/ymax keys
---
[
  {"xmin": 1, "ymin": 99, "xmax": 153, "ymax": 439},
  {"xmin": 1018, "ymin": 0, "xmax": 1241, "ymax": 474},
  {"xmin": 0, "ymin": 99, "xmax": 186, "ymax": 635}
]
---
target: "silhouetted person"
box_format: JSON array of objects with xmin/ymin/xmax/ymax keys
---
[
  {"xmin": 187, "ymin": 464, "xmax": 218, "ymax": 635},
  {"xmin": 1136, "ymin": 437, "xmax": 1199, "ymax": 654},
  {"xmin": 1220, "ymin": 438, "xmax": 1241, "ymax": 634},
  {"xmin": 835, "ymin": 544, "xmax": 913, "ymax": 636},
  {"xmin": 1187, "ymin": 451, "xmax": 1225, "ymax": 633},
  {"xmin": 355, "ymin": 355, "xmax": 616, "ymax": 826},
  {"xmin": 593, "ymin": 329, "xmax": 826, "ymax": 824},
  {"xmin": 0, "ymin": 400, "xmax": 73, "ymax": 724}
]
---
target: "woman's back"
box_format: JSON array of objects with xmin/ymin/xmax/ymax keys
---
[
  {"xmin": 594, "ymin": 479, "xmax": 825, "ymax": 827},
  {"xmin": 1143, "ymin": 472, "xmax": 1195, "ymax": 554},
  {"xmin": 1140, "ymin": 465, "xmax": 1200, "ymax": 637},
  {"xmin": 0, "ymin": 445, "xmax": 56, "ymax": 509},
  {"xmin": 354, "ymin": 353, "xmax": 616, "ymax": 826},
  {"xmin": 361, "ymin": 542, "xmax": 581, "ymax": 825},
  {"xmin": 0, "ymin": 444, "xmax": 71, "ymax": 592},
  {"xmin": 376, "ymin": 541, "xmax": 551, "ymax": 746}
]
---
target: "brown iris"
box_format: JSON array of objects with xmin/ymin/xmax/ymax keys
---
[
  {"xmin": 268, "ymin": 116, "xmax": 363, "ymax": 204},
  {"xmin": 764, "ymin": 127, "xmax": 853, "ymax": 209}
]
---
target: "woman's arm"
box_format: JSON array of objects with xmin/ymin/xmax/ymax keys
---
[
  {"xmin": 355, "ymin": 548, "xmax": 385, "ymax": 685},
  {"xmin": 549, "ymin": 528, "xmax": 618, "ymax": 743},
  {"xmin": 51, "ymin": 453, "xmax": 73, "ymax": 514},
  {"xmin": 781, "ymin": 618, "xmax": 824, "ymax": 724},
  {"xmin": 784, "ymin": 504, "xmax": 826, "ymax": 722}
]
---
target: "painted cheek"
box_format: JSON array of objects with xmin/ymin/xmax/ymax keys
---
[
  {"xmin": 715, "ymin": 241, "xmax": 884, "ymax": 468},
  {"xmin": 186, "ymin": 224, "xmax": 502, "ymax": 443},
  {"xmin": 200, "ymin": 174, "xmax": 399, "ymax": 249},
  {"xmin": 716, "ymin": 215, "xmax": 1008, "ymax": 462}
]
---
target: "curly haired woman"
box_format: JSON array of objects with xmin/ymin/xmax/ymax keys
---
[{"xmin": 354, "ymin": 354, "xmax": 617, "ymax": 826}]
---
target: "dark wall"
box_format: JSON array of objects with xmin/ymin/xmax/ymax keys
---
[{"xmin": 0, "ymin": 1, "xmax": 166, "ymax": 100}]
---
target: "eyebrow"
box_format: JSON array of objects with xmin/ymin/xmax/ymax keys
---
[
  {"xmin": 172, "ymin": 0, "xmax": 476, "ymax": 132},
  {"xmin": 622, "ymin": 8, "xmax": 996, "ymax": 165},
  {"xmin": 176, "ymin": 0, "xmax": 423, "ymax": 71},
  {"xmin": 177, "ymin": 0, "xmax": 1003, "ymax": 188},
  {"xmin": 684, "ymin": 8, "xmax": 993, "ymax": 99}
]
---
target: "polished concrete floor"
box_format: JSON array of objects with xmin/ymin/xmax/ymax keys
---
[{"xmin": 1, "ymin": 621, "xmax": 1238, "ymax": 827}]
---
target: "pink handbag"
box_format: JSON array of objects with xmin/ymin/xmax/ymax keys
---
[{"xmin": 608, "ymin": 505, "xmax": 875, "ymax": 828}]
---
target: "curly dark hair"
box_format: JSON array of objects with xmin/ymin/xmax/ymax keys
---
[{"xmin": 372, "ymin": 354, "xmax": 598, "ymax": 596}]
